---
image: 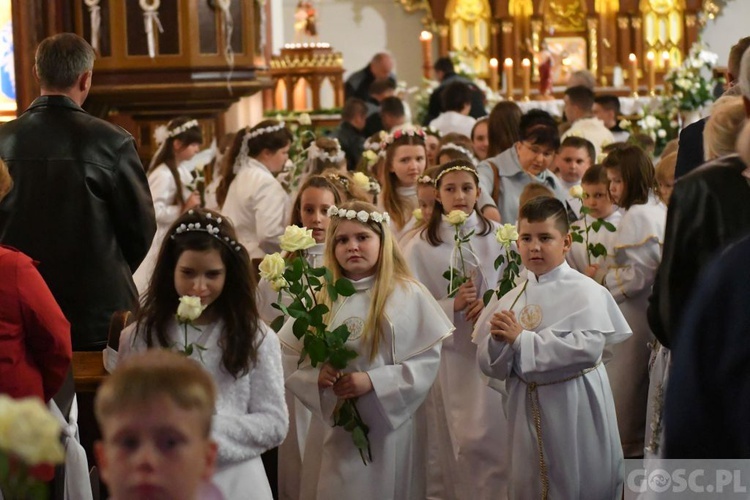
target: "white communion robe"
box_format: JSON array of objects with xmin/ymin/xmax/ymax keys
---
[
  {"xmin": 474, "ymin": 262, "xmax": 632, "ymax": 500},
  {"xmin": 256, "ymin": 244, "xmax": 324, "ymax": 500},
  {"xmin": 602, "ymin": 194, "xmax": 666, "ymax": 457},
  {"xmin": 221, "ymin": 157, "xmax": 289, "ymax": 259},
  {"xmin": 114, "ymin": 319, "xmax": 289, "ymax": 500},
  {"xmin": 404, "ymin": 212, "xmax": 509, "ymax": 500},
  {"xmin": 378, "ymin": 185, "xmax": 419, "ymax": 244},
  {"xmin": 566, "ymin": 210, "xmax": 622, "ymax": 281},
  {"xmin": 133, "ymin": 162, "xmax": 193, "ymax": 294},
  {"xmin": 278, "ymin": 275, "xmax": 454, "ymax": 500}
]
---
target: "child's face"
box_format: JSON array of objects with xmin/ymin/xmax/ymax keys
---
[
  {"xmin": 437, "ymin": 171, "xmax": 479, "ymax": 215},
  {"xmin": 300, "ymin": 187, "xmax": 336, "ymax": 243},
  {"xmin": 472, "ymin": 122, "xmax": 489, "ymax": 160},
  {"xmin": 556, "ymin": 146, "xmax": 591, "ymax": 183},
  {"xmin": 517, "ymin": 141, "xmax": 556, "ymax": 176},
  {"xmin": 174, "ymin": 140, "xmax": 201, "ymax": 164},
  {"xmin": 517, "ymin": 217, "xmax": 571, "ymax": 277},
  {"xmin": 390, "ymin": 144, "xmax": 426, "ymax": 187},
  {"xmin": 96, "ymin": 396, "xmax": 217, "ymax": 500},
  {"xmin": 174, "ymin": 248, "xmax": 226, "ymax": 312},
  {"xmin": 658, "ymin": 179, "xmax": 674, "ymax": 205},
  {"xmin": 259, "ymin": 144, "xmax": 291, "ymax": 173},
  {"xmin": 417, "ymin": 184, "xmax": 436, "ymax": 221},
  {"xmin": 425, "ymin": 136, "xmax": 440, "ymax": 166},
  {"xmin": 333, "ymin": 220, "xmax": 381, "ymax": 281},
  {"xmin": 582, "ymin": 182, "xmax": 616, "ymax": 219},
  {"xmin": 606, "ymin": 167, "xmax": 625, "ymax": 205}
]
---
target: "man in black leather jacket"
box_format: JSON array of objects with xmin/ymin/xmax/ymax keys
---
[{"xmin": 0, "ymin": 33, "xmax": 155, "ymax": 351}]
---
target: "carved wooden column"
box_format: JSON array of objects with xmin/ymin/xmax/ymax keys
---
[
  {"xmin": 437, "ymin": 22, "xmax": 450, "ymax": 57},
  {"xmin": 11, "ymin": 0, "xmax": 44, "ymax": 111},
  {"xmin": 490, "ymin": 21, "xmax": 499, "ymax": 61},
  {"xmin": 587, "ymin": 16, "xmax": 599, "ymax": 80},
  {"xmin": 631, "ymin": 16, "xmax": 644, "ymax": 65},
  {"xmin": 684, "ymin": 12, "xmax": 698, "ymax": 52},
  {"xmin": 617, "ymin": 15, "xmax": 630, "ymax": 66},
  {"xmin": 500, "ymin": 19, "xmax": 513, "ymax": 64},
  {"xmin": 530, "ymin": 17, "xmax": 543, "ymax": 82}
]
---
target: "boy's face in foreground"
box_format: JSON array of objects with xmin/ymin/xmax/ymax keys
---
[
  {"xmin": 518, "ymin": 217, "xmax": 571, "ymax": 277},
  {"xmin": 96, "ymin": 395, "xmax": 217, "ymax": 500}
]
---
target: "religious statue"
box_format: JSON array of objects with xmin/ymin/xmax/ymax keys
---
[
  {"xmin": 528, "ymin": 40, "xmax": 555, "ymax": 100},
  {"xmin": 294, "ymin": 0, "xmax": 317, "ymax": 41}
]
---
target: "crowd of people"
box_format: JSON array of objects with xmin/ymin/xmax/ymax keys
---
[{"xmin": 2, "ymin": 31, "xmax": 750, "ymax": 500}]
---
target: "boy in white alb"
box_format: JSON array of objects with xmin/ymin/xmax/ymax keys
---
[{"xmin": 474, "ymin": 197, "xmax": 631, "ymax": 500}]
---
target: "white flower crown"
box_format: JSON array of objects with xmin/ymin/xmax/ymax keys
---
[
  {"xmin": 308, "ymin": 141, "xmax": 345, "ymax": 164},
  {"xmin": 154, "ymin": 119, "xmax": 199, "ymax": 146},
  {"xmin": 381, "ymin": 125, "xmax": 426, "ymax": 150},
  {"xmin": 246, "ymin": 122, "xmax": 286, "ymax": 141},
  {"xmin": 439, "ymin": 143, "xmax": 477, "ymax": 164},
  {"xmin": 170, "ymin": 211, "xmax": 242, "ymax": 252},
  {"xmin": 327, "ymin": 205, "xmax": 390, "ymax": 225},
  {"xmin": 418, "ymin": 175, "xmax": 433, "ymax": 184},
  {"xmin": 434, "ymin": 165, "xmax": 478, "ymax": 185}
]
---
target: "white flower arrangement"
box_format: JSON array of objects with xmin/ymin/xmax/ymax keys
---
[
  {"xmin": 665, "ymin": 41, "xmax": 717, "ymax": 112},
  {"xmin": 327, "ymin": 205, "xmax": 390, "ymax": 225}
]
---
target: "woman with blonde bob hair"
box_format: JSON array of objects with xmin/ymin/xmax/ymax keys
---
[
  {"xmin": 278, "ymin": 200, "xmax": 453, "ymax": 500},
  {"xmin": 703, "ymin": 95, "xmax": 747, "ymax": 161}
]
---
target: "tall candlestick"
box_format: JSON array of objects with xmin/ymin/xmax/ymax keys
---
[
  {"xmin": 420, "ymin": 31, "xmax": 433, "ymax": 79},
  {"xmin": 646, "ymin": 51, "xmax": 655, "ymax": 96},
  {"xmin": 629, "ymin": 53, "xmax": 638, "ymax": 97},
  {"xmin": 489, "ymin": 58, "xmax": 499, "ymax": 92},
  {"xmin": 504, "ymin": 58, "xmax": 514, "ymax": 101},
  {"xmin": 521, "ymin": 58, "xmax": 531, "ymax": 101}
]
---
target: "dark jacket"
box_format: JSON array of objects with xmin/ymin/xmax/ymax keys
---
[
  {"xmin": 423, "ymin": 73, "xmax": 486, "ymax": 125},
  {"xmin": 0, "ymin": 95, "xmax": 156, "ymax": 351},
  {"xmin": 647, "ymin": 154, "xmax": 750, "ymax": 349},
  {"xmin": 334, "ymin": 121, "xmax": 365, "ymax": 171},
  {"xmin": 344, "ymin": 65, "xmax": 396, "ymax": 103},
  {"xmin": 674, "ymin": 118, "xmax": 706, "ymax": 179}
]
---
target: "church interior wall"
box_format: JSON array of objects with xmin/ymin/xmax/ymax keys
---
[{"xmin": 701, "ymin": 0, "xmax": 750, "ymax": 66}]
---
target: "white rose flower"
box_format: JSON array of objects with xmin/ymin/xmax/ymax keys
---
[
  {"xmin": 270, "ymin": 276, "xmax": 289, "ymax": 292},
  {"xmin": 495, "ymin": 223, "xmax": 519, "ymax": 247},
  {"xmin": 345, "ymin": 210, "xmax": 357, "ymax": 220},
  {"xmin": 0, "ymin": 395, "xmax": 64, "ymax": 466},
  {"xmin": 382, "ymin": 212, "xmax": 391, "ymax": 224},
  {"xmin": 327, "ymin": 205, "xmax": 339, "ymax": 217},
  {"xmin": 352, "ymin": 172, "xmax": 371, "ymax": 191},
  {"xmin": 619, "ymin": 119, "xmax": 631, "ymax": 129},
  {"xmin": 297, "ymin": 113, "xmax": 312, "ymax": 126},
  {"xmin": 177, "ymin": 296, "xmax": 206, "ymax": 322},
  {"xmin": 446, "ymin": 210, "xmax": 468, "ymax": 226},
  {"xmin": 356, "ymin": 210, "xmax": 369, "ymax": 223},
  {"xmin": 259, "ymin": 252, "xmax": 286, "ymax": 281},
  {"xmin": 279, "ymin": 225, "xmax": 317, "ymax": 252},
  {"xmin": 413, "ymin": 208, "xmax": 423, "ymax": 221},
  {"xmin": 569, "ymin": 185, "xmax": 584, "ymax": 199},
  {"xmin": 371, "ymin": 212, "xmax": 383, "ymax": 223},
  {"xmin": 362, "ymin": 150, "xmax": 378, "ymax": 166},
  {"xmin": 657, "ymin": 129, "xmax": 667, "ymax": 138},
  {"xmin": 337, "ymin": 208, "xmax": 347, "ymax": 217}
]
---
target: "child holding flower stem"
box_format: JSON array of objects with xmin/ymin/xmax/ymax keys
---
[
  {"xmin": 108, "ymin": 208, "xmax": 288, "ymax": 500},
  {"xmin": 404, "ymin": 161, "xmax": 508, "ymax": 499},
  {"xmin": 279, "ymin": 200, "xmax": 453, "ymax": 500}
]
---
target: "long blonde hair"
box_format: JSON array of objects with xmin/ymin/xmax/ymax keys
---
[{"xmin": 322, "ymin": 200, "xmax": 413, "ymax": 361}]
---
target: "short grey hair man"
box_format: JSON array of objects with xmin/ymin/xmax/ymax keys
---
[{"xmin": 34, "ymin": 33, "xmax": 95, "ymax": 103}]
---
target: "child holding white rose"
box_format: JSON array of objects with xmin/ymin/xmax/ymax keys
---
[
  {"xmin": 108, "ymin": 208, "xmax": 288, "ymax": 500},
  {"xmin": 278, "ymin": 200, "xmax": 453, "ymax": 500},
  {"xmin": 133, "ymin": 116, "xmax": 203, "ymax": 294},
  {"xmin": 404, "ymin": 160, "xmax": 508, "ymax": 499}
]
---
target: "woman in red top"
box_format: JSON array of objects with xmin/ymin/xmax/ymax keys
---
[{"xmin": 0, "ymin": 159, "xmax": 71, "ymax": 401}]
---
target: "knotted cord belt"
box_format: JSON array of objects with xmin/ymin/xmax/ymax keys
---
[{"xmin": 517, "ymin": 361, "xmax": 602, "ymax": 500}]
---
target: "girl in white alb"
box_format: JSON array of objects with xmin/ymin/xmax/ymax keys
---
[
  {"xmin": 107, "ymin": 208, "xmax": 288, "ymax": 500},
  {"xmin": 219, "ymin": 120, "xmax": 293, "ymax": 259},
  {"xmin": 278, "ymin": 200, "xmax": 453, "ymax": 500},
  {"xmin": 133, "ymin": 117, "xmax": 203, "ymax": 294},
  {"xmin": 601, "ymin": 145, "xmax": 666, "ymax": 458},
  {"xmin": 377, "ymin": 126, "xmax": 427, "ymax": 243},
  {"xmin": 404, "ymin": 161, "xmax": 508, "ymax": 500}
]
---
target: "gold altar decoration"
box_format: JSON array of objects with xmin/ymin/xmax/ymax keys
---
[
  {"xmin": 446, "ymin": 0, "xmax": 491, "ymax": 76},
  {"xmin": 269, "ymin": 43, "xmax": 344, "ymax": 111}
]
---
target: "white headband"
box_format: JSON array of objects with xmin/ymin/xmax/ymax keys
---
[
  {"xmin": 439, "ymin": 143, "xmax": 477, "ymax": 164},
  {"xmin": 154, "ymin": 119, "xmax": 199, "ymax": 146}
]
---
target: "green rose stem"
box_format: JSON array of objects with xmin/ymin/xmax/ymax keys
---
[{"xmin": 455, "ymin": 225, "xmax": 468, "ymax": 283}]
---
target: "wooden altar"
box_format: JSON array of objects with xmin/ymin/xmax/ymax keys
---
[
  {"xmin": 11, "ymin": 0, "xmax": 271, "ymax": 162},
  {"xmin": 398, "ymin": 0, "xmax": 721, "ymax": 97}
]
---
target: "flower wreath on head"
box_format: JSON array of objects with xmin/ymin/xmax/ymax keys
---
[
  {"xmin": 327, "ymin": 205, "xmax": 390, "ymax": 225},
  {"xmin": 423, "ymin": 126, "xmax": 442, "ymax": 138},
  {"xmin": 308, "ymin": 140, "xmax": 346, "ymax": 164},
  {"xmin": 233, "ymin": 121, "xmax": 288, "ymax": 173},
  {"xmin": 154, "ymin": 119, "xmax": 199, "ymax": 146},
  {"xmin": 434, "ymin": 164, "xmax": 478, "ymax": 186},
  {"xmin": 418, "ymin": 174, "xmax": 434, "ymax": 185},
  {"xmin": 170, "ymin": 210, "xmax": 242, "ymax": 253},
  {"xmin": 439, "ymin": 143, "xmax": 478, "ymax": 165},
  {"xmin": 380, "ymin": 125, "xmax": 427, "ymax": 150}
]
